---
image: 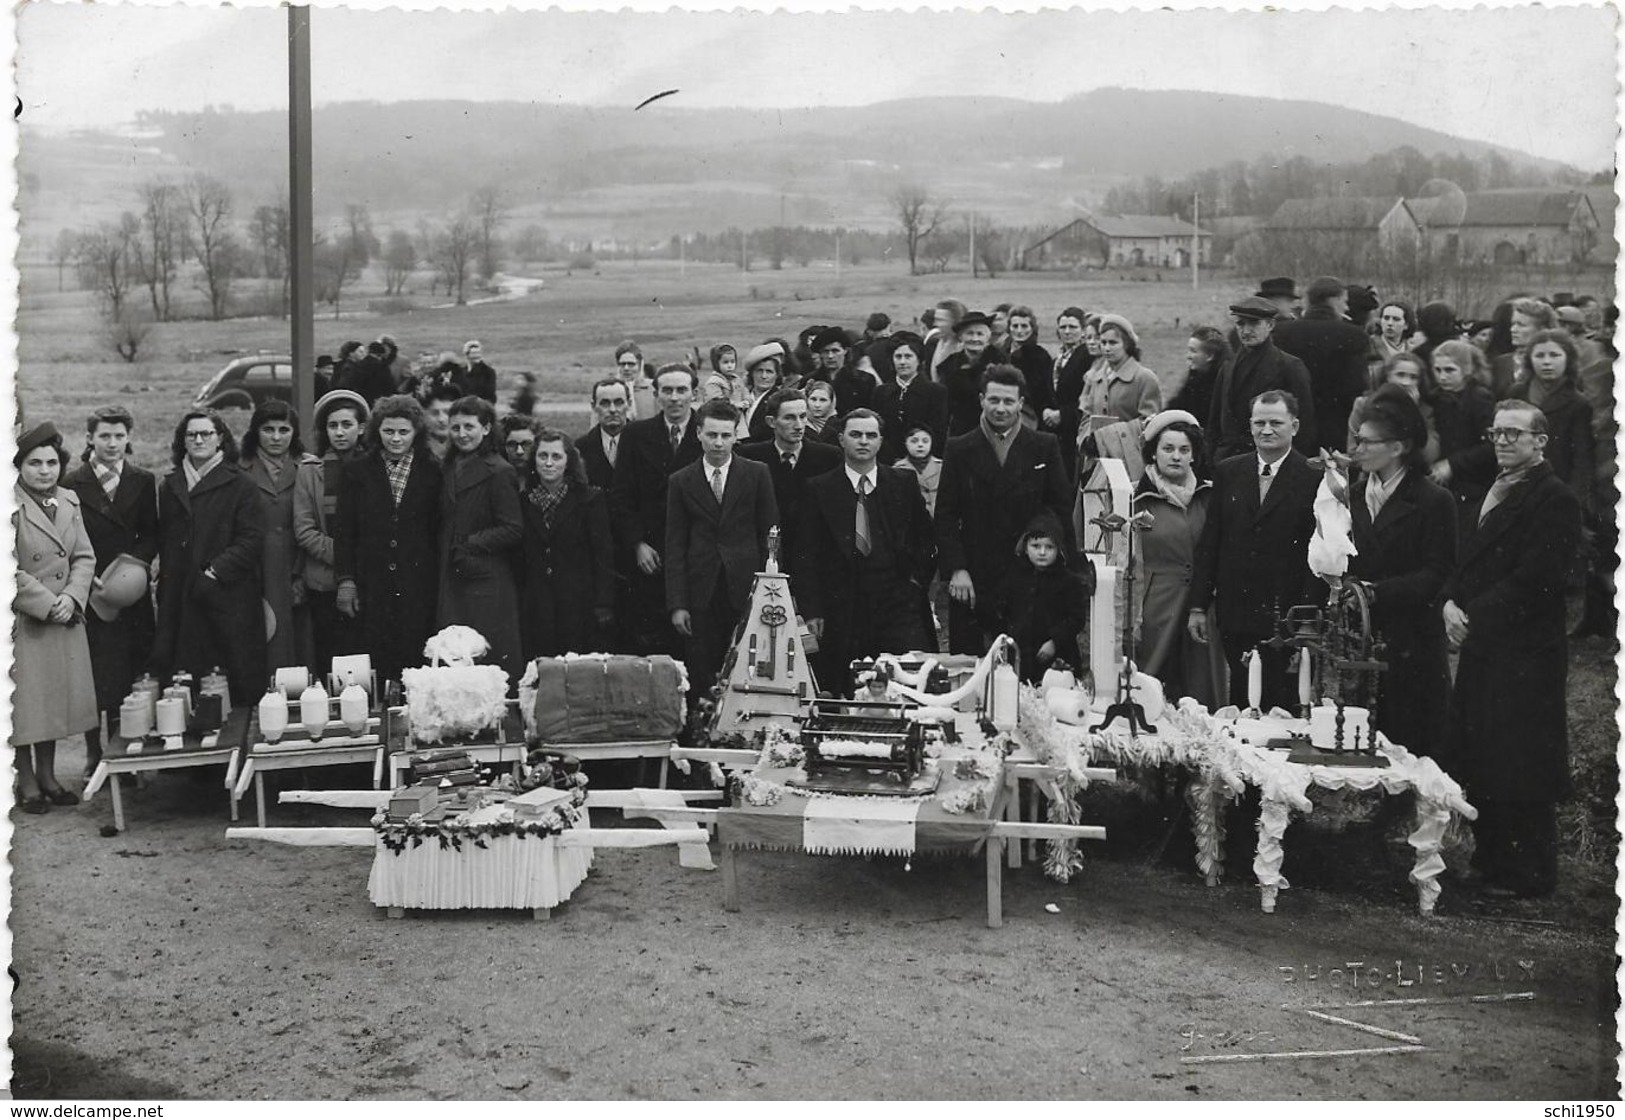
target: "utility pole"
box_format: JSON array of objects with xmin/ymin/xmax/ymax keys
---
[
  {"xmin": 1191, "ymin": 191, "xmax": 1201, "ymax": 291},
  {"xmin": 835, "ymin": 228, "xmax": 842, "ymax": 280},
  {"xmin": 287, "ymin": 6, "xmax": 315, "ymax": 424},
  {"xmin": 740, "ymin": 229, "xmax": 748, "ymax": 273},
  {"xmin": 969, "ymin": 211, "xmax": 977, "ymax": 280},
  {"xmin": 679, "ymin": 234, "xmax": 685, "ymax": 280}
]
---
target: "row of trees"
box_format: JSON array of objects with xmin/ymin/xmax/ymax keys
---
[
  {"xmin": 56, "ymin": 179, "xmax": 524, "ymax": 341},
  {"xmin": 1099, "ymin": 146, "xmax": 1599, "ymax": 223}
]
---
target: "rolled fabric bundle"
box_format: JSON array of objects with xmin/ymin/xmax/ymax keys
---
[{"xmin": 1044, "ymin": 688, "xmax": 1093, "ymax": 727}]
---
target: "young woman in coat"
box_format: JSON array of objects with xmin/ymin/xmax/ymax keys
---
[
  {"xmin": 1426, "ymin": 340, "xmax": 1497, "ymax": 542},
  {"xmin": 1507, "ymin": 329, "xmax": 1596, "ymax": 516},
  {"xmin": 438, "ymin": 396, "xmax": 524, "ymax": 686},
  {"xmin": 1129, "ymin": 412, "xmax": 1227, "ymax": 710},
  {"xmin": 293, "ymin": 390, "xmax": 370, "ymax": 677},
  {"xmin": 241, "ymin": 400, "xmax": 318, "ymax": 673},
  {"xmin": 152, "ymin": 410, "xmax": 266, "ymax": 707},
  {"xmin": 1345, "ymin": 386, "xmax": 1457, "ymax": 760},
  {"xmin": 1005, "ymin": 306, "xmax": 1054, "ymax": 430},
  {"xmin": 62, "ymin": 405, "xmax": 159, "ymax": 777},
  {"xmin": 13, "ymin": 423, "xmax": 99, "ymax": 811},
  {"xmin": 518, "ymin": 428, "xmax": 615, "ymax": 659},
  {"xmin": 333, "ymin": 395, "xmax": 442, "ymax": 692}
]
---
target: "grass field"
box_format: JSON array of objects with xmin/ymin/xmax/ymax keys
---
[{"xmin": 14, "ymin": 256, "xmax": 1619, "ymax": 888}]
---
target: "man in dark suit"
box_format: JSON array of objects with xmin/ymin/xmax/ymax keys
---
[
  {"xmin": 611, "ymin": 364, "xmax": 703, "ymax": 656},
  {"xmin": 935, "ymin": 365, "xmax": 1073, "ymax": 655},
  {"xmin": 1273, "ymin": 276, "xmax": 1371, "ymax": 454},
  {"xmin": 1208, "ymin": 296, "xmax": 1318, "ymax": 461},
  {"xmin": 577, "ymin": 377, "xmax": 630, "ymax": 491},
  {"xmin": 794, "ymin": 409, "xmax": 935, "ymax": 696},
  {"xmin": 814, "ymin": 326, "xmax": 876, "ymax": 417},
  {"xmin": 1188, "ymin": 389, "xmax": 1322, "ymax": 711},
  {"xmin": 738, "ymin": 389, "xmax": 841, "ymax": 581},
  {"xmin": 1441, "ymin": 401, "xmax": 1582, "ymax": 899},
  {"xmin": 666, "ymin": 400, "xmax": 779, "ymax": 696}
]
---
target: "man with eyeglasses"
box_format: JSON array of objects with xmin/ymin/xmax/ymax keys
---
[
  {"xmin": 1208, "ymin": 296, "xmax": 1317, "ymax": 462},
  {"xmin": 1188, "ymin": 389, "xmax": 1322, "ymax": 712},
  {"xmin": 613, "ymin": 340, "xmax": 655, "ymax": 420},
  {"xmin": 1440, "ymin": 401, "xmax": 1582, "ymax": 900}
]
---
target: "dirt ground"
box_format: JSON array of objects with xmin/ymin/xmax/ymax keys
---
[{"xmin": 8, "ymin": 738, "xmax": 1618, "ymax": 1103}]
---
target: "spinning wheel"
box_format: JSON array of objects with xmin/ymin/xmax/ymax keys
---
[{"xmin": 1265, "ymin": 579, "xmax": 1388, "ymax": 714}]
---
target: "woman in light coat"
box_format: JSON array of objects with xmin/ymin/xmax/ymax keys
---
[
  {"xmin": 241, "ymin": 400, "xmax": 318, "ymax": 672},
  {"xmin": 294, "ymin": 390, "xmax": 370, "ymax": 677},
  {"xmin": 12, "ymin": 422, "xmax": 99, "ymax": 812}
]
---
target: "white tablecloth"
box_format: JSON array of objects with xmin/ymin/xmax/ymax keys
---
[{"xmin": 366, "ymin": 825, "xmax": 594, "ymax": 911}]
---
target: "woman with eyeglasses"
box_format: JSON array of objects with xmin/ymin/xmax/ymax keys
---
[
  {"xmin": 1344, "ymin": 385, "xmax": 1457, "ymax": 760},
  {"xmin": 153, "ymin": 409, "xmax": 266, "ymax": 705}
]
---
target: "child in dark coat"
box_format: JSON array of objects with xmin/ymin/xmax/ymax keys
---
[{"xmin": 993, "ymin": 510, "xmax": 1094, "ymax": 683}]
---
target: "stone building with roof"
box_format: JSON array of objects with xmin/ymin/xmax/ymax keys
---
[{"xmin": 1020, "ymin": 214, "xmax": 1211, "ymax": 270}]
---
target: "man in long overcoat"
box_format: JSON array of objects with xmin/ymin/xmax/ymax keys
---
[
  {"xmin": 1441, "ymin": 401, "xmax": 1582, "ymax": 899},
  {"xmin": 1208, "ymin": 296, "xmax": 1318, "ymax": 460}
]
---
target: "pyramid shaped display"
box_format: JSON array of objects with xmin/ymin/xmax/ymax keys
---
[{"xmin": 709, "ymin": 529, "xmax": 818, "ymax": 736}]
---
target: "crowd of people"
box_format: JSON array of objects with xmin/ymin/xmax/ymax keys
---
[{"xmin": 14, "ymin": 277, "xmax": 1613, "ymax": 899}]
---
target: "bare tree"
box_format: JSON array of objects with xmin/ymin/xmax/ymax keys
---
[
  {"xmin": 470, "ymin": 186, "xmax": 507, "ymax": 281},
  {"xmin": 131, "ymin": 178, "xmax": 184, "ymax": 321},
  {"xmin": 382, "ymin": 229, "xmax": 417, "ymax": 295},
  {"xmin": 50, "ymin": 228, "xmax": 77, "ymax": 291},
  {"xmin": 344, "ymin": 204, "xmax": 379, "ymax": 272},
  {"xmin": 103, "ymin": 312, "xmax": 152, "ymax": 363},
  {"xmin": 76, "ymin": 214, "xmax": 140, "ymax": 321},
  {"xmin": 432, "ymin": 213, "xmax": 478, "ymax": 305},
  {"xmin": 184, "ymin": 174, "xmax": 238, "ymax": 320},
  {"xmin": 247, "ymin": 198, "xmax": 290, "ymax": 318},
  {"xmin": 891, "ymin": 185, "xmax": 946, "ymax": 276},
  {"xmin": 312, "ymin": 226, "xmax": 368, "ymax": 319}
]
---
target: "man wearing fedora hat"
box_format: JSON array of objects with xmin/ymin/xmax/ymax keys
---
[
  {"xmin": 63, "ymin": 405, "xmax": 159, "ymax": 778},
  {"xmin": 1255, "ymin": 276, "xmax": 1301, "ymax": 319},
  {"xmin": 1208, "ymin": 296, "xmax": 1318, "ymax": 461}
]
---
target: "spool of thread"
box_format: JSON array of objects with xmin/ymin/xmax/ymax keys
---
[
  {"xmin": 119, "ymin": 694, "xmax": 151, "ymax": 740},
  {"xmin": 990, "ymin": 662, "xmax": 1020, "ymax": 732},
  {"xmin": 162, "ymin": 684, "xmax": 193, "ymax": 722},
  {"xmin": 258, "ymin": 688, "xmax": 289, "ymax": 744},
  {"xmin": 340, "ymin": 683, "xmax": 369, "ymax": 735},
  {"xmin": 200, "ymin": 668, "xmax": 232, "ymax": 714},
  {"xmin": 1044, "ymin": 688, "xmax": 1092, "ymax": 727},
  {"xmin": 189, "ymin": 693, "xmax": 224, "ymax": 733},
  {"xmin": 154, "ymin": 697, "xmax": 187, "ymax": 736},
  {"xmin": 275, "ymin": 666, "xmax": 310, "ymax": 699},
  {"xmin": 300, "ymin": 682, "xmax": 329, "ymax": 740}
]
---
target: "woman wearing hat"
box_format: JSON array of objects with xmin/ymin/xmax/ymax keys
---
[
  {"xmin": 13, "ymin": 422, "xmax": 100, "ymax": 811},
  {"xmin": 295, "ymin": 390, "xmax": 370, "ymax": 676},
  {"xmin": 63, "ymin": 406, "xmax": 158, "ymax": 778},
  {"xmin": 242, "ymin": 400, "xmax": 319, "ymax": 673},
  {"xmin": 153, "ymin": 409, "xmax": 266, "ymax": 707},
  {"xmin": 1130, "ymin": 411, "xmax": 1227, "ymax": 709},
  {"xmin": 741, "ymin": 343, "xmax": 786, "ymax": 442},
  {"xmin": 1344, "ymin": 384, "xmax": 1457, "ymax": 760},
  {"xmin": 1080, "ymin": 314, "xmax": 1163, "ymax": 428}
]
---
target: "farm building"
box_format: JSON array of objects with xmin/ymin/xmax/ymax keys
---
[
  {"xmin": 1253, "ymin": 196, "xmax": 1425, "ymax": 277},
  {"xmin": 1020, "ymin": 215, "xmax": 1211, "ymax": 270},
  {"xmin": 1408, "ymin": 189, "xmax": 1603, "ymax": 266}
]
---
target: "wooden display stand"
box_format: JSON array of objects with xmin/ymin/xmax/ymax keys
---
[{"xmin": 709, "ymin": 529, "xmax": 817, "ymax": 736}]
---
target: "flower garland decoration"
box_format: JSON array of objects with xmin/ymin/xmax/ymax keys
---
[{"xmin": 370, "ymin": 789, "xmax": 586, "ymax": 856}]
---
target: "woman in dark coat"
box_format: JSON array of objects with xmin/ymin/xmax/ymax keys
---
[
  {"xmin": 62, "ymin": 406, "xmax": 159, "ymax": 776},
  {"xmin": 1051, "ymin": 307, "xmax": 1092, "ymax": 482},
  {"xmin": 439, "ymin": 396, "xmax": 524, "ymax": 686},
  {"xmin": 1426, "ymin": 340, "xmax": 1497, "ymax": 541},
  {"xmin": 60, "ymin": 406, "xmax": 158, "ymax": 773},
  {"xmin": 1344, "ymin": 385, "xmax": 1457, "ymax": 760},
  {"xmin": 241, "ymin": 400, "xmax": 318, "ymax": 673},
  {"xmin": 1507, "ymin": 329, "xmax": 1595, "ymax": 516},
  {"xmin": 152, "ymin": 409, "xmax": 266, "ymax": 706},
  {"xmin": 334, "ymin": 395, "xmax": 442, "ymax": 691},
  {"xmin": 1167, "ymin": 326, "xmax": 1229, "ymax": 427},
  {"xmin": 1005, "ymin": 306, "xmax": 1053, "ymax": 430},
  {"xmin": 518, "ymin": 428, "xmax": 615, "ymax": 658},
  {"xmin": 294, "ymin": 390, "xmax": 369, "ymax": 676}
]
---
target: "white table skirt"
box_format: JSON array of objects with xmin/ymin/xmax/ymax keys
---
[{"xmin": 366, "ymin": 825, "xmax": 594, "ymax": 911}]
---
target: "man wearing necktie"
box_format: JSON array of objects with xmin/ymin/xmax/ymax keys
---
[
  {"xmin": 665, "ymin": 400, "xmax": 778, "ymax": 698},
  {"xmin": 1440, "ymin": 401, "xmax": 1581, "ymax": 899},
  {"xmin": 576, "ymin": 378, "xmax": 629, "ymax": 491},
  {"xmin": 739, "ymin": 388, "xmax": 841, "ymax": 587},
  {"xmin": 612, "ymin": 365, "xmax": 703, "ymax": 655},
  {"xmin": 1188, "ymin": 390, "xmax": 1321, "ymax": 711},
  {"xmin": 794, "ymin": 409, "xmax": 935, "ymax": 695}
]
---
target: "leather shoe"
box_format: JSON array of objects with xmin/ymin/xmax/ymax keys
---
[
  {"xmin": 18, "ymin": 796, "xmax": 49, "ymax": 815},
  {"xmin": 41, "ymin": 787, "xmax": 80, "ymax": 806}
]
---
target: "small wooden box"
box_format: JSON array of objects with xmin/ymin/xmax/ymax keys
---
[{"xmin": 387, "ymin": 783, "xmax": 441, "ymax": 820}]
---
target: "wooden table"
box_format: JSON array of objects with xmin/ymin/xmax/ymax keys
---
[{"xmin": 82, "ymin": 707, "xmax": 252, "ymax": 832}]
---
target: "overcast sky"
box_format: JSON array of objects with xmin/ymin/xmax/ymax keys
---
[{"xmin": 12, "ymin": 0, "xmax": 1620, "ymax": 170}]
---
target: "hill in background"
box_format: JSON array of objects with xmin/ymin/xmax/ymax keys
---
[{"xmin": 18, "ymin": 87, "xmax": 1581, "ymax": 250}]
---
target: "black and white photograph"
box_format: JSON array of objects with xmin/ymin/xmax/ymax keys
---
[{"xmin": 4, "ymin": 0, "xmax": 1620, "ymax": 1103}]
